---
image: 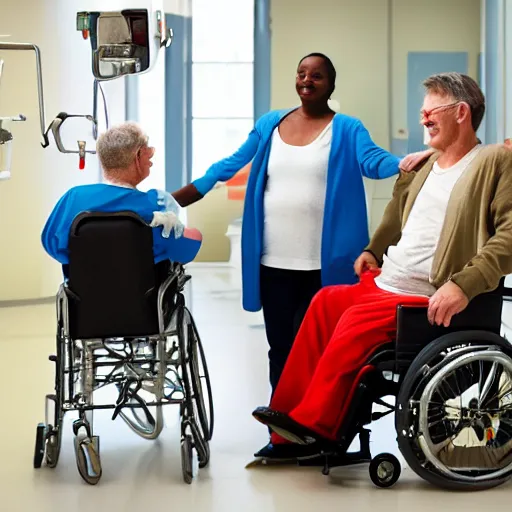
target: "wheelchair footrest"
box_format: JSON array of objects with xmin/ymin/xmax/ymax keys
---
[
  {"xmin": 298, "ymin": 450, "xmax": 372, "ymax": 469},
  {"xmin": 299, "ymin": 427, "xmax": 373, "ymax": 473}
]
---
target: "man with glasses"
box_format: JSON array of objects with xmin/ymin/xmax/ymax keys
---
[
  {"xmin": 252, "ymin": 72, "xmax": 512, "ymax": 454},
  {"xmin": 42, "ymin": 122, "xmax": 202, "ymax": 273}
]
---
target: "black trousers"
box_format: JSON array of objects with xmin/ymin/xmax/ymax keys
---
[{"xmin": 260, "ymin": 264, "xmax": 322, "ymax": 396}]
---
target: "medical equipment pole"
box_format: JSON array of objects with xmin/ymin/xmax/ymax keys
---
[{"xmin": 0, "ymin": 42, "xmax": 48, "ymax": 147}]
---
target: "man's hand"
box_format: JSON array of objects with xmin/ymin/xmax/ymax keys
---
[
  {"xmin": 354, "ymin": 251, "xmax": 379, "ymax": 277},
  {"xmin": 427, "ymin": 281, "xmax": 469, "ymax": 327},
  {"xmin": 399, "ymin": 148, "xmax": 435, "ymax": 172}
]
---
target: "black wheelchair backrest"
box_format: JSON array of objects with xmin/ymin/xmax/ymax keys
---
[{"xmin": 66, "ymin": 211, "xmax": 161, "ymax": 339}]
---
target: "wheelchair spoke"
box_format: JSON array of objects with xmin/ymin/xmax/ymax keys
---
[
  {"xmin": 496, "ymin": 423, "xmax": 512, "ymax": 443},
  {"xmin": 499, "ymin": 417, "xmax": 512, "ymax": 429},
  {"xmin": 434, "ymin": 380, "xmax": 454, "ymax": 404},
  {"xmin": 479, "ymin": 362, "xmax": 499, "ymax": 408},
  {"xmin": 482, "ymin": 374, "xmax": 512, "ymax": 408},
  {"xmin": 427, "ymin": 417, "xmax": 448, "ymax": 429},
  {"xmin": 427, "ymin": 404, "xmax": 445, "ymax": 419},
  {"xmin": 430, "ymin": 436, "xmax": 454, "ymax": 456},
  {"xmin": 441, "ymin": 373, "xmax": 459, "ymax": 400},
  {"xmin": 450, "ymin": 368, "xmax": 463, "ymax": 397}
]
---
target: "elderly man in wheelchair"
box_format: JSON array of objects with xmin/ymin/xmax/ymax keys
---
[
  {"xmin": 252, "ymin": 72, "xmax": 512, "ymax": 490},
  {"xmin": 33, "ymin": 122, "xmax": 213, "ymax": 485}
]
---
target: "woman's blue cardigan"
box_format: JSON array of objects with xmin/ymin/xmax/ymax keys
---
[{"xmin": 193, "ymin": 109, "xmax": 400, "ymax": 312}]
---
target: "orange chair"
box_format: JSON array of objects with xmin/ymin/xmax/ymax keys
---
[{"xmin": 226, "ymin": 162, "xmax": 251, "ymax": 201}]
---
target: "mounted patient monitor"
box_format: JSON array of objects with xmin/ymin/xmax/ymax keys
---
[{"xmin": 77, "ymin": 8, "xmax": 172, "ymax": 81}]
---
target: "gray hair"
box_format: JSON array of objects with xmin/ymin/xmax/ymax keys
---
[
  {"xmin": 423, "ymin": 72, "xmax": 485, "ymax": 131},
  {"xmin": 96, "ymin": 122, "xmax": 148, "ymax": 171}
]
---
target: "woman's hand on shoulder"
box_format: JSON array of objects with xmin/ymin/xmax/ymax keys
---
[{"xmin": 399, "ymin": 148, "xmax": 435, "ymax": 172}]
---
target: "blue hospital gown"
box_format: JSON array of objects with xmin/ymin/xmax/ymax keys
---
[{"xmin": 42, "ymin": 183, "xmax": 201, "ymax": 267}]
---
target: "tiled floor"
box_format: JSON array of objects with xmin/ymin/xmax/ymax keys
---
[{"xmin": 0, "ymin": 265, "xmax": 511, "ymax": 512}]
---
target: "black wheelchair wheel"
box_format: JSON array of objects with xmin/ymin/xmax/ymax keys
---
[
  {"xmin": 396, "ymin": 330, "xmax": 512, "ymax": 491},
  {"xmin": 369, "ymin": 453, "xmax": 401, "ymax": 488},
  {"xmin": 178, "ymin": 307, "xmax": 211, "ymax": 470},
  {"xmin": 186, "ymin": 308, "xmax": 214, "ymax": 441},
  {"xmin": 33, "ymin": 423, "xmax": 46, "ymax": 469}
]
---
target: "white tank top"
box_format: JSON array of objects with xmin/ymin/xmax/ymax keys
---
[{"xmin": 261, "ymin": 121, "xmax": 332, "ymax": 270}]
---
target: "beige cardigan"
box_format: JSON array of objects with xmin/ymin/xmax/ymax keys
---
[{"xmin": 366, "ymin": 145, "xmax": 512, "ymax": 301}]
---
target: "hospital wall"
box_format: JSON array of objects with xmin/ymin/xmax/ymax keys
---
[
  {"xmin": 270, "ymin": 0, "xmax": 481, "ymax": 235},
  {"xmin": 0, "ymin": 0, "xmax": 187, "ymax": 302},
  {"xmin": 0, "ymin": 0, "xmax": 485, "ymax": 300},
  {"xmin": 0, "ymin": 0, "xmax": 125, "ymax": 302},
  {"xmin": 189, "ymin": 0, "xmax": 481, "ymax": 262}
]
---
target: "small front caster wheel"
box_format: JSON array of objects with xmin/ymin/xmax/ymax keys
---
[
  {"xmin": 45, "ymin": 429, "xmax": 62, "ymax": 468},
  {"xmin": 369, "ymin": 453, "xmax": 401, "ymax": 488},
  {"xmin": 181, "ymin": 434, "xmax": 194, "ymax": 484},
  {"xmin": 74, "ymin": 435, "xmax": 102, "ymax": 485}
]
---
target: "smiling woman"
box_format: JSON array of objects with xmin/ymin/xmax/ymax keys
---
[
  {"xmin": 296, "ymin": 52, "xmax": 336, "ymax": 101},
  {"xmin": 172, "ymin": 51, "xmax": 434, "ymax": 460}
]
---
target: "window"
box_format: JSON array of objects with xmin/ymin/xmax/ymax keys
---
[
  {"xmin": 191, "ymin": 119, "xmax": 253, "ymax": 178},
  {"xmin": 191, "ymin": 0, "xmax": 254, "ymax": 180},
  {"xmin": 192, "ymin": 0, "xmax": 254, "ymax": 63},
  {"xmin": 192, "ymin": 63, "xmax": 253, "ymax": 119}
]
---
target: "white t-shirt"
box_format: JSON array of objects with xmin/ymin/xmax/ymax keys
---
[
  {"xmin": 261, "ymin": 122, "xmax": 332, "ymax": 270},
  {"xmin": 375, "ymin": 145, "xmax": 482, "ymax": 297}
]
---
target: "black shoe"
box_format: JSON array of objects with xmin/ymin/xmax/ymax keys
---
[
  {"xmin": 252, "ymin": 407, "xmax": 335, "ymax": 448},
  {"xmin": 254, "ymin": 442, "xmax": 322, "ymax": 460}
]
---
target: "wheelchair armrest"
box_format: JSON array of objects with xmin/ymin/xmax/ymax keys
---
[
  {"xmin": 395, "ymin": 291, "xmax": 503, "ymax": 368},
  {"xmin": 395, "ymin": 305, "xmax": 439, "ymax": 367}
]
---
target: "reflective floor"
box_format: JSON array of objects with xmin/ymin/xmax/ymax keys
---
[{"xmin": 1, "ymin": 265, "xmax": 511, "ymax": 511}]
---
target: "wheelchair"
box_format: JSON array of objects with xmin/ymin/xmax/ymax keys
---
[
  {"xmin": 33, "ymin": 211, "xmax": 214, "ymax": 485},
  {"xmin": 299, "ymin": 281, "xmax": 512, "ymax": 491}
]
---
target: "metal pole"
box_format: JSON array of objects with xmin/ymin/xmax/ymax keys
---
[{"xmin": 0, "ymin": 42, "xmax": 47, "ymax": 145}]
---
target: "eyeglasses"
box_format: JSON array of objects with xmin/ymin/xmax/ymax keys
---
[
  {"xmin": 136, "ymin": 138, "xmax": 155, "ymax": 156},
  {"xmin": 420, "ymin": 102, "xmax": 461, "ymax": 123}
]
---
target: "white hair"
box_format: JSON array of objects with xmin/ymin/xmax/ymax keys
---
[{"xmin": 96, "ymin": 122, "xmax": 148, "ymax": 171}]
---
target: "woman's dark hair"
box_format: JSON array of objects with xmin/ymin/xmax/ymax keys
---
[{"xmin": 298, "ymin": 52, "xmax": 336, "ymax": 93}]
